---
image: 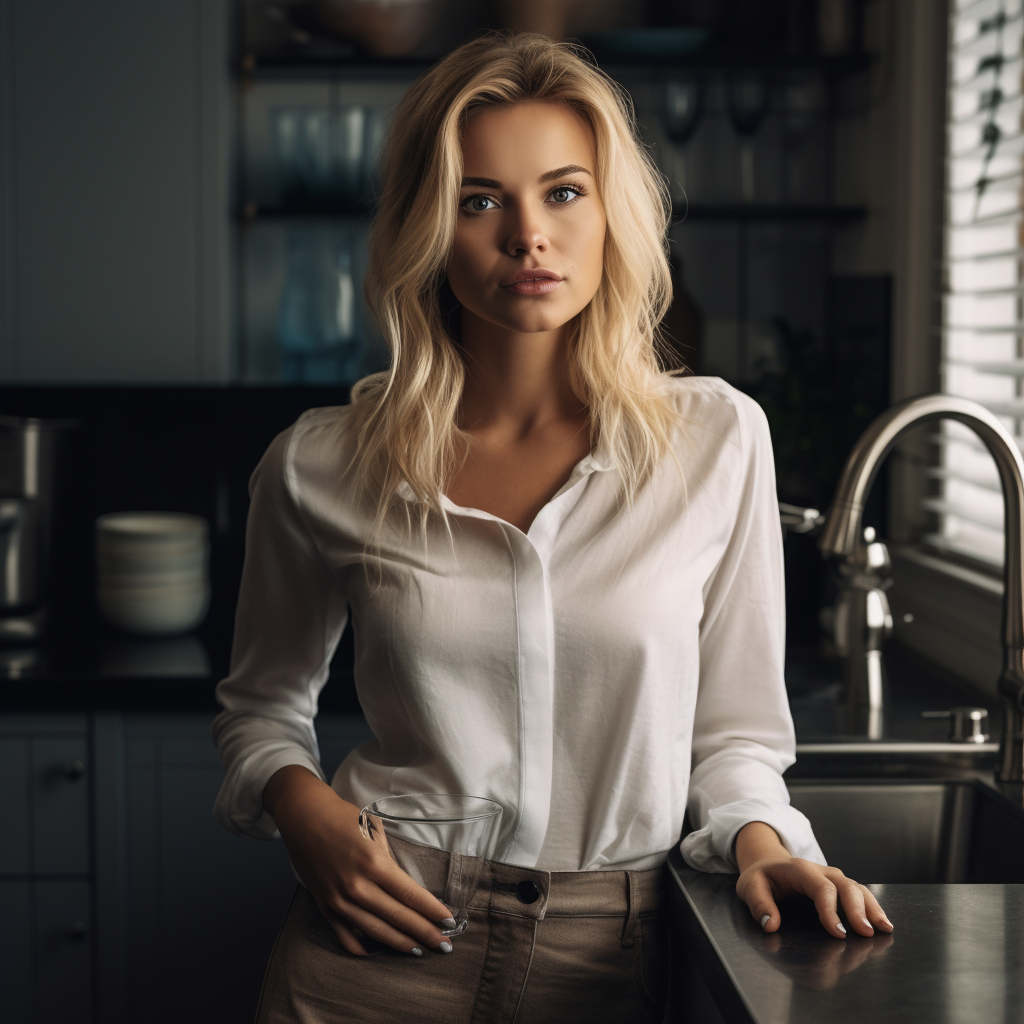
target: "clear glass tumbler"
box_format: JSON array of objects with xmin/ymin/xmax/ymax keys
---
[{"xmin": 357, "ymin": 794, "xmax": 503, "ymax": 937}]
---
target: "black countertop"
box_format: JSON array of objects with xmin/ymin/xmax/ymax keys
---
[
  {"xmin": 667, "ymin": 847, "xmax": 1024, "ymax": 1024},
  {"xmin": 0, "ymin": 606, "xmax": 997, "ymax": 734}
]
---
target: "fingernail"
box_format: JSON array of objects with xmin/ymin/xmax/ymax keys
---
[
  {"xmin": 440, "ymin": 917, "xmax": 457, "ymax": 929},
  {"xmin": 411, "ymin": 948, "xmax": 423, "ymax": 956},
  {"xmin": 836, "ymin": 922, "xmax": 847, "ymax": 935},
  {"xmin": 760, "ymin": 914, "xmax": 771, "ymax": 930},
  {"xmin": 883, "ymin": 917, "xmax": 894, "ymax": 930},
  {"xmin": 862, "ymin": 917, "xmax": 874, "ymax": 932},
  {"xmin": 439, "ymin": 941, "xmax": 453, "ymax": 953}
]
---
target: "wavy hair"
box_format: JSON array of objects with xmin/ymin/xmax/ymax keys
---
[{"xmin": 350, "ymin": 30, "xmax": 683, "ymax": 541}]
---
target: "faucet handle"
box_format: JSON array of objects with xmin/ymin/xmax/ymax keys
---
[
  {"xmin": 921, "ymin": 707, "xmax": 990, "ymax": 743},
  {"xmin": 779, "ymin": 502, "xmax": 825, "ymax": 536}
]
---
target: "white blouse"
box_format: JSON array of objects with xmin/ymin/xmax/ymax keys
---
[{"xmin": 211, "ymin": 374, "xmax": 826, "ymax": 873}]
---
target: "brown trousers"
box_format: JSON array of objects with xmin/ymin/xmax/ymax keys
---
[{"xmin": 253, "ymin": 849, "xmax": 672, "ymax": 1024}]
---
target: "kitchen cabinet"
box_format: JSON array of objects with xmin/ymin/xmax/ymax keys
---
[
  {"xmin": 0, "ymin": 715, "xmax": 92, "ymax": 1024},
  {"xmin": 0, "ymin": 708, "xmax": 374, "ymax": 1024}
]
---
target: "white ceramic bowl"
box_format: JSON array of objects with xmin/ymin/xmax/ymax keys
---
[
  {"xmin": 96, "ymin": 512, "xmax": 208, "ymax": 547},
  {"xmin": 97, "ymin": 580, "xmax": 211, "ymax": 636},
  {"xmin": 97, "ymin": 541, "xmax": 209, "ymax": 577}
]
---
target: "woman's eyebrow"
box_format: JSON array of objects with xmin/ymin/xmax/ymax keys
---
[{"xmin": 459, "ymin": 164, "xmax": 594, "ymax": 188}]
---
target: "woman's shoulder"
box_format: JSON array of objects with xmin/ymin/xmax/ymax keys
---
[
  {"xmin": 253, "ymin": 404, "xmax": 359, "ymax": 498},
  {"xmin": 661, "ymin": 373, "xmax": 768, "ymax": 446}
]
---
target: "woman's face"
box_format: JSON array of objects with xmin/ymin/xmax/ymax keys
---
[{"xmin": 447, "ymin": 101, "xmax": 607, "ymax": 338}]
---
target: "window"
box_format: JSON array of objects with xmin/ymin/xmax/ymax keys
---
[{"xmin": 939, "ymin": 0, "xmax": 1024, "ymax": 569}]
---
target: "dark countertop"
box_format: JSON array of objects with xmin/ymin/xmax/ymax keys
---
[
  {"xmin": 0, "ymin": 602, "xmax": 363, "ymax": 714},
  {"xmin": 0, "ymin": 607, "xmax": 996, "ymax": 732},
  {"xmin": 667, "ymin": 847, "xmax": 1024, "ymax": 1024}
]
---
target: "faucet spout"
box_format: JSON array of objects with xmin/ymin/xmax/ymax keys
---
[{"xmin": 818, "ymin": 393, "xmax": 1024, "ymax": 781}]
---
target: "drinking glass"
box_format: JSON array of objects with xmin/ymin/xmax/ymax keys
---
[
  {"xmin": 726, "ymin": 72, "xmax": 770, "ymax": 203},
  {"xmin": 661, "ymin": 77, "xmax": 705, "ymax": 202},
  {"xmin": 273, "ymin": 105, "xmax": 376, "ymax": 209},
  {"xmin": 358, "ymin": 794, "xmax": 503, "ymax": 937},
  {"xmin": 273, "ymin": 107, "xmax": 332, "ymax": 208},
  {"xmin": 277, "ymin": 222, "xmax": 366, "ymax": 384}
]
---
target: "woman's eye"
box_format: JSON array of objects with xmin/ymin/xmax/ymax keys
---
[
  {"xmin": 462, "ymin": 195, "xmax": 497, "ymax": 212},
  {"xmin": 550, "ymin": 185, "xmax": 584, "ymax": 204}
]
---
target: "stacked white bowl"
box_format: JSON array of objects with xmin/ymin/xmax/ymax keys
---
[{"xmin": 95, "ymin": 512, "xmax": 211, "ymax": 636}]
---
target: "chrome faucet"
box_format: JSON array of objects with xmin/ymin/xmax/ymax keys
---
[{"xmin": 818, "ymin": 393, "xmax": 1024, "ymax": 783}]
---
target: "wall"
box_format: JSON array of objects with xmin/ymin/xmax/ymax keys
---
[{"xmin": 0, "ymin": 0, "xmax": 231, "ymax": 383}]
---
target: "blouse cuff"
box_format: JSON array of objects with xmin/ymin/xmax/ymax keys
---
[
  {"xmin": 679, "ymin": 798, "xmax": 827, "ymax": 874},
  {"xmin": 212, "ymin": 746, "xmax": 326, "ymax": 841}
]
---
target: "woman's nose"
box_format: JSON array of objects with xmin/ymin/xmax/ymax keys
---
[{"xmin": 504, "ymin": 203, "xmax": 550, "ymax": 256}]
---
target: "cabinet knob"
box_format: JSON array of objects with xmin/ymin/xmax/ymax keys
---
[
  {"xmin": 65, "ymin": 921, "xmax": 87, "ymax": 941},
  {"xmin": 63, "ymin": 760, "xmax": 85, "ymax": 780}
]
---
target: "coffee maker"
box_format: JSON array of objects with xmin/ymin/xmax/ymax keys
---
[{"xmin": 0, "ymin": 416, "xmax": 77, "ymax": 640}]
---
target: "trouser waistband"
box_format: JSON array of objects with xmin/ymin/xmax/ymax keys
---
[{"xmin": 469, "ymin": 857, "xmax": 667, "ymax": 924}]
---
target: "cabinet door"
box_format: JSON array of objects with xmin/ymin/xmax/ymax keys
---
[
  {"xmin": 0, "ymin": 880, "xmax": 32, "ymax": 1024},
  {"xmin": 33, "ymin": 736, "xmax": 90, "ymax": 875},
  {"xmin": 0, "ymin": 738, "xmax": 30, "ymax": 873},
  {"xmin": 34, "ymin": 880, "xmax": 93, "ymax": 1024}
]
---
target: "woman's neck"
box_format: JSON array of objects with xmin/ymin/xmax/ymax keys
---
[{"xmin": 457, "ymin": 309, "xmax": 586, "ymax": 439}]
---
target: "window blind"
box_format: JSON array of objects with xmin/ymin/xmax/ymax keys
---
[{"xmin": 938, "ymin": 0, "xmax": 1024, "ymax": 568}]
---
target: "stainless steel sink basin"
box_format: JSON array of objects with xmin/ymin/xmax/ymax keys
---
[{"xmin": 787, "ymin": 777, "xmax": 1024, "ymax": 882}]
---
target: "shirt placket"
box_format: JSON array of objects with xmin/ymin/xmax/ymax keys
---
[{"xmin": 440, "ymin": 457, "xmax": 602, "ymax": 867}]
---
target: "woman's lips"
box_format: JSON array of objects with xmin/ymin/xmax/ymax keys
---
[{"xmin": 501, "ymin": 278, "xmax": 563, "ymax": 296}]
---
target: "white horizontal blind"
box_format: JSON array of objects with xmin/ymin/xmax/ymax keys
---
[{"xmin": 939, "ymin": 0, "xmax": 1024, "ymax": 568}]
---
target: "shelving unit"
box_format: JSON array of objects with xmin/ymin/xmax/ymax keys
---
[{"xmin": 232, "ymin": 17, "xmax": 875, "ymax": 387}]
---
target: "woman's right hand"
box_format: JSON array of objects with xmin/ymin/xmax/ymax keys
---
[{"xmin": 262, "ymin": 764, "xmax": 456, "ymax": 957}]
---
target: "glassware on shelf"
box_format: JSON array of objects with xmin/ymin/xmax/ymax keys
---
[
  {"xmin": 277, "ymin": 222, "xmax": 366, "ymax": 384},
  {"xmin": 726, "ymin": 72, "xmax": 770, "ymax": 203},
  {"xmin": 274, "ymin": 107, "xmax": 333, "ymax": 207},
  {"xmin": 272, "ymin": 105, "xmax": 378, "ymax": 209},
  {"xmin": 660, "ymin": 77, "xmax": 705, "ymax": 205}
]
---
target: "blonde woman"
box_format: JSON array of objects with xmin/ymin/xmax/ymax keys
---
[{"xmin": 212, "ymin": 31, "xmax": 891, "ymax": 1023}]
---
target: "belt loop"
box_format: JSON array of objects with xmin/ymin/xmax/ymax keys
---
[{"xmin": 620, "ymin": 872, "xmax": 641, "ymax": 949}]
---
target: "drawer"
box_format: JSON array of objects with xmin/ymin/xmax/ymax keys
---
[
  {"xmin": 0, "ymin": 878, "xmax": 92, "ymax": 1024},
  {"xmin": 0, "ymin": 735, "xmax": 90, "ymax": 875},
  {"xmin": 32, "ymin": 737, "xmax": 91, "ymax": 875}
]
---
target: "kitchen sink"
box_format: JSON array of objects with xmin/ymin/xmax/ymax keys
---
[{"xmin": 787, "ymin": 777, "xmax": 1024, "ymax": 883}]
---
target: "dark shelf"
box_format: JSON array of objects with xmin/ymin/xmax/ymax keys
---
[
  {"xmin": 240, "ymin": 49, "xmax": 872, "ymax": 82},
  {"xmin": 679, "ymin": 203, "xmax": 868, "ymax": 224},
  {"xmin": 239, "ymin": 202, "xmax": 868, "ymax": 225}
]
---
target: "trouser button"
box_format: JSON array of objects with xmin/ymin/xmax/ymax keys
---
[{"xmin": 516, "ymin": 880, "xmax": 540, "ymax": 904}]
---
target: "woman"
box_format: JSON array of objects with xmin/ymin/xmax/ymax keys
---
[{"xmin": 212, "ymin": 31, "xmax": 892, "ymax": 1023}]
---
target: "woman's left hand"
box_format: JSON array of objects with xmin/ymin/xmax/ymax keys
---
[{"xmin": 733, "ymin": 822, "xmax": 893, "ymax": 939}]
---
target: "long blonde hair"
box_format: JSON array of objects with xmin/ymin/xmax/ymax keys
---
[{"xmin": 351, "ymin": 30, "xmax": 682, "ymax": 539}]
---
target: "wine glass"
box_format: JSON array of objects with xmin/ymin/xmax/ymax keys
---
[
  {"xmin": 661, "ymin": 77, "xmax": 705, "ymax": 205},
  {"xmin": 726, "ymin": 72, "xmax": 770, "ymax": 203}
]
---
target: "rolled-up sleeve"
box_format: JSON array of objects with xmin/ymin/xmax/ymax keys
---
[
  {"xmin": 680, "ymin": 392, "xmax": 825, "ymax": 873},
  {"xmin": 211, "ymin": 418, "xmax": 349, "ymax": 840}
]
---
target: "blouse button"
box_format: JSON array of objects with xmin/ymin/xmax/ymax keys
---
[{"xmin": 516, "ymin": 880, "xmax": 540, "ymax": 904}]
